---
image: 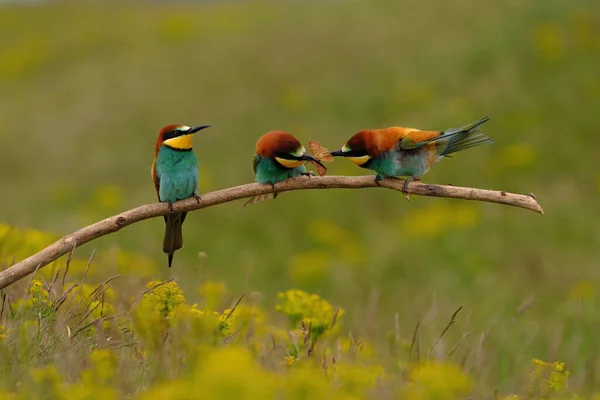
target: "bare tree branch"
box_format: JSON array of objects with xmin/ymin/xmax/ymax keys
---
[{"xmin": 0, "ymin": 175, "xmax": 543, "ymax": 289}]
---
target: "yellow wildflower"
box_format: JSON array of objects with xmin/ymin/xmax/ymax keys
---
[
  {"xmin": 284, "ymin": 355, "xmax": 298, "ymax": 367},
  {"xmin": 217, "ymin": 308, "xmax": 237, "ymax": 338},
  {"xmin": 529, "ymin": 358, "xmax": 570, "ymax": 397},
  {"xmin": 143, "ymin": 280, "xmax": 185, "ymax": 319},
  {"xmin": 21, "ymin": 279, "xmax": 55, "ymax": 320},
  {"xmin": 0, "ymin": 325, "xmax": 8, "ymax": 341},
  {"xmin": 276, "ymin": 289, "xmax": 344, "ymax": 339}
]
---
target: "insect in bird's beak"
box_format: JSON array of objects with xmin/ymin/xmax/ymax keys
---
[
  {"xmin": 308, "ymin": 141, "xmax": 335, "ymax": 162},
  {"xmin": 299, "ymin": 154, "xmax": 328, "ymax": 176}
]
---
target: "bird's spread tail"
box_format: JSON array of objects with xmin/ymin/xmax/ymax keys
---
[
  {"xmin": 441, "ymin": 116, "xmax": 494, "ymax": 156},
  {"xmin": 163, "ymin": 212, "xmax": 185, "ymax": 267},
  {"xmin": 243, "ymin": 193, "xmax": 278, "ymax": 207}
]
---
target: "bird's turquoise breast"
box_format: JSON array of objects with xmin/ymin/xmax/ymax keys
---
[
  {"xmin": 255, "ymin": 156, "xmax": 306, "ymax": 185},
  {"xmin": 156, "ymin": 146, "xmax": 199, "ymax": 203},
  {"xmin": 368, "ymin": 149, "xmax": 436, "ymax": 178}
]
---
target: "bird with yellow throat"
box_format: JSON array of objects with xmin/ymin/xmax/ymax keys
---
[
  {"xmin": 328, "ymin": 116, "xmax": 493, "ymax": 197},
  {"xmin": 151, "ymin": 124, "xmax": 210, "ymax": 267}
]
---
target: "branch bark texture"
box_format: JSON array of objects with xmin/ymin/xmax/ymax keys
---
[{"xmin": 0, "ymin": 175, "xmax": 543, "ymax": 290}]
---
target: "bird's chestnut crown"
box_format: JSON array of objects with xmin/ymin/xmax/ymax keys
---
[{"xmin": 256, "ymin": 131, "xmax": 326, "ymax": 170}]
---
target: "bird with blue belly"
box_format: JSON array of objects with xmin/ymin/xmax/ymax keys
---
[
  {"xmin": 245, "ymin": 130, "xmax": 328, "ymax": 206},
  {"xmin": 151, "ymin": 124, "xmax": 210, "ymax": 267},
  {"xmin": 328, "ymin": 116, "xmax": 493, "ymax": 198}
]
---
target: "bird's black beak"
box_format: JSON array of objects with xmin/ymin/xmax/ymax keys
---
[
  {"xmin": 328, "ymin": 150, "xmax": 344, "ymax": 157},
  {"xmin": 300, "ymin": 154, "xmax": 327, "ymax": 170},
  {"xmin": 189, "ymin": 125, "xmax": 211, "ymax": 133}
]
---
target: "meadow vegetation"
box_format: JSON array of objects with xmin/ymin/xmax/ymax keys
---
[{"xmin": 1, "ymin": 0, "xmax": 599, "ymax": 398}]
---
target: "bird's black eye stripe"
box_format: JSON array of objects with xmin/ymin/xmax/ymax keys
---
[
  {"xmin": 274, "ymin": 151, "xmax": 301, "ymax": 160},
  {"xmin": 344, "ymin": 149, "xmax": 368, "ymax": 157},
  {"xmin": 163, "ymin": 130, "xmax": 182, "ymax": 141}
]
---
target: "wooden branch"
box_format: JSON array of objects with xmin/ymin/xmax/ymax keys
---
[{"xmin": 0, "ymin": 175, "xmax": 543, "ymax": 290}]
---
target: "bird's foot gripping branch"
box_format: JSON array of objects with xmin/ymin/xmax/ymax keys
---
[{"xmin": 0, "ymin": 175, "xmax": 543, "ymax": 290}]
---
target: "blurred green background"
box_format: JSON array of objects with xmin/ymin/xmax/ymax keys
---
[{"xmin": 1, "ymin": 0, "xmax": 599, "ymax": 393}]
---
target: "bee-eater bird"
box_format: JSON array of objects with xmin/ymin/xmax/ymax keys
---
[
  {"xmin": 329, "ymin": 116, "xmax": 493, "ymax": 195},
  {"xmin": 152, "ymin": 124, "xmax": 210, "ymax": 267},
  {"xmin": 245, "ymin": 130, "xmax": 328, "ymax": 206}
]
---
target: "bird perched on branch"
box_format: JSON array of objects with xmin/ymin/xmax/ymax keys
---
[
  {"xmin": 245, "ymin": 130, "xmax": 328, "ymax": 206},
  {"xmin": 151, "ymin": 124, "xmax": 210, "ymax": 267},
  {"xmin": 328, "ymin": 116, "xmax": 493, "ymax": 198}
]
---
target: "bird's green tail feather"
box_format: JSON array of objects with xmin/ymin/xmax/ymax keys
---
[
  {"xmin": 445, "ymin": 116, "xmax": 490, "ymax": 135},
  {"xmin": 441, "ymin": 116, "xmax": 493, "ymax": 156},
  {"xmin": 442, "ymin": 132, "xmax": 494, "ymax": 156},
  {"xmin": 163, "ymin": 212, "xmax": 185, "ymax": 268}
]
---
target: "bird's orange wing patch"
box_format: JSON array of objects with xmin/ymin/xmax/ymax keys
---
[
  {"xmin": 366, "ymin": 128, "xmax": 409, "ymax": 156},
  {"xmin": 400, "ymin": 130, "xmax": 443, "ymax": 149}
]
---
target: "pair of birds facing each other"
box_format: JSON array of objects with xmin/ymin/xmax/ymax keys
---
[{"xmin": 152, "ymin": 116, "xmax": 493, "ymax": 267}]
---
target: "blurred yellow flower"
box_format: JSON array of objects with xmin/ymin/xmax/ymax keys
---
[
  {"xmin": 158, "ymin": 12, "xmax": 195, "ymax": 42},
  {"xmin": 198, "ymin": 281, "xmax": 226, "ymax": 309},
  {"xmin": 289, "ymin": 250, "xmax": 332, "ymax": 287},
  {"xmin": 0, "ymin": 36, "xmax": 49, "ymax": 80},
  {"xmin": 333, "ymin": 363, "xmax": 385, "ymax": 395},
  {"xmin": 81, "ymin": 349, "xmax": 117, "ymax": 385},
  {"xmin": 284, "ymin": 363, "xmax": 340, "ymax": 399},
  {"xmin": 116, "ymin": 251, "xmax": 158, "ymax": 278},
  {"xmin": 276, "ymin": 290, "xmax": 344, "ymax": 339},
  {"xmin": 309, "ymin": 219, "xmax": 365, "ymax": 264},
  {"xmin": 0, "ymin": 325, "xmax": 8, "ymax": 341},
  {"xmin": 398, "ymin": 202, "xmax": 479, "ymax": 238},
  {"xmin": 140, "ymin": 347, "xmax": 279, "ymax": 399},
  {"xmin": 0, "ymin": 225, "xmax": 57, "ymax": 264},
  {"xmin": 284, "ymin": 355, "xmax": 298, "ymax": 367},
  {"xmin": 0, "ymin": 222, "xmax": 10, "ymax": 237},
  {"xmin": 92, "ymin": 184, "xmax": 123, "ymax": 210},
  {"xmin": 535, "ymin": 23, "xmax": 564, "ymax": 61},
  {"xmin": 404, "ymin": 362, "xmax": 472, "ymax": 400},
  {"xmin": 569, "ymin": 281, "xmax": 595, "ymax": 301},
  {"xmin": 338, "ymin": 337, "xmax": 375, "ymax": 362},
  {"xmin": 28, "ymin": 366, "xmax": 62, "ymax": 399}
]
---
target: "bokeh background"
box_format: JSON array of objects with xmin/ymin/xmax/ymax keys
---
[{"xmin": 1, "ymin": 0, "xmax": 599, "ymax": 395}]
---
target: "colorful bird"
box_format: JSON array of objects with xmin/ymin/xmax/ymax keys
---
[
  {"xmin": 328, "ymin": 116, "xmax": 493, "ymax": 195},
  {"xmin": 151, "ymin": 124, "xmax": 210, "ymax": 267},
  {"xmin": 245, "ymin": 130, "xmax": 328, "ymax": 206}
]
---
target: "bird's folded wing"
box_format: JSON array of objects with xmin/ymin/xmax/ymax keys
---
[
  {"xmin": 399, "ymin": 130, "xmax": 443, "ymax": 149},
  {"xmin": 253, "ymin": 154, "xmax": 261, "ymax": 174}
]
